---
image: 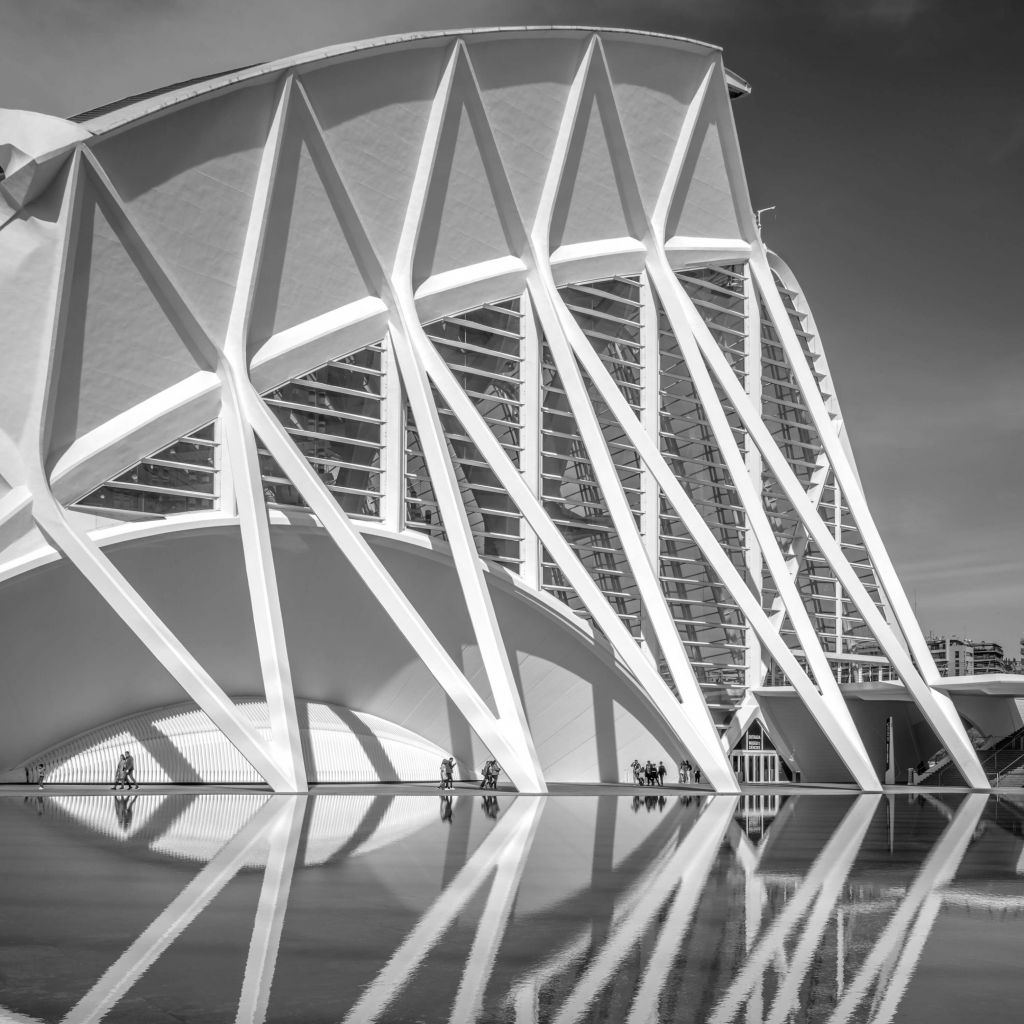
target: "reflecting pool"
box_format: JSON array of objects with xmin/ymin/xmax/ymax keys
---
[{"xmin": 2, "ymin": 791, "xmax": 1024, "ymax": 1022}]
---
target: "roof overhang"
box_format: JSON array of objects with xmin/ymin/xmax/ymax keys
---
[
  {"xmin": 933, "ymin": 674, "xmax": 1024, "ymax": 697},
  {"xmin": 67, "ymin": 25, "xmax": 745, "ymax": 138}
]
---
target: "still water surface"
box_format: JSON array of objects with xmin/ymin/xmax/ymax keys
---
[{"xmin": 1, "ymin": 791, "xmax": 1023, "ymax": 1023}]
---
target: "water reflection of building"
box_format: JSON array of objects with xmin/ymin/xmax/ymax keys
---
[
  {"xmin": 0, "ymin": 25, "xmax": 1003, "ymax": 794},
  {"xmin": 3, "ymin": 791, "xmax": 1024, "ymax": 1022}
]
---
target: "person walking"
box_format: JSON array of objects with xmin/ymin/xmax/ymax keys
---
[
  {"xmin": 112, "ymin": 752, "xmax": 127, "ymax": 790},
  {"xmin": 694, "ymin": 767, "xmax": 702, "ymax": 785},
  {"xmin": 631, "ymin": 759, "xmax": 643, "ymax": 785},
  {"xmin": 121, "ymin": 750, "xmax": 138, "ymax": 789},
  {"xmin": 657, "ymin": 761, "xmax": 666, "ymax": 787},
  {"xmin": 36, "ymin": 763, "xmax": 46, "ymax": 790},
  {"xmin": 682, "ymin": 759, "xmax": 692, "ymax": 784}
]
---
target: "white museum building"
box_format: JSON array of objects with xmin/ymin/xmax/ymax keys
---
[{"xmin": 0, "ymin": 26, "xmax": 1012, "ymax": 791}]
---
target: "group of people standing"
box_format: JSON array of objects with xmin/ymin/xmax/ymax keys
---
[
  {"xmin": 438, "ymin": 756, "xmax": 503, "ymax": 790},
  {"xmin": 478, "ymin": 759, "xmax": 501, "ymax": 789},
  {"xmin": 630, "ymin": 758, "xmax": 703, "ymax": 786},
  {"xmin": 631, "ymin": 759, "xmax": 668, "ymax": 786}
]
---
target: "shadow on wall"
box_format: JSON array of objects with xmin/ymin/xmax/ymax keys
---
[{"xmin": 14, "ymin": 699, "xmax": 449, "ymax": 785}]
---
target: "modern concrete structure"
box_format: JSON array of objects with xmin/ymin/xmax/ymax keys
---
[{"xmin": 0, "ymin": 27, "xmax": 994, "ymax": 790}]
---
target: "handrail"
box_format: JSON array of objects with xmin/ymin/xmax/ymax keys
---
[
  {"xmin": 920, "ymin": 721, "xmax": 1024, "ymax": 786},
  {"xmin": 993, "ymin": 749, "xmax": 1024, "ymax": 788}
]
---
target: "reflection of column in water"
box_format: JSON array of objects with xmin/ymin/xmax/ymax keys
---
[
  {"xmin": 62, "ymin": 796, "xmax": 283, "ymax": 1024},
  {"xmin": 544, "ymin": 797, "xmax": 737, "ymax": 1024},
  {"xmin": 237, "ymin": 796, "xmax": 307, "ymax": 1024},
  {"xmin": 449, "ymin": 799, "xmax": 543, "ymax": 1024},
  {"xmin": 707, "ymin": 795, "xmax": 878, "ymax": 1024},
  {"xmin": 761, "ymin": 796, "xmax": 878, "ymax": 1024},
  {"xmin": 828, "ymin": 792, "xmax": 987, "ymax": 1024},
  {"xmin": 505, "ymin": 797, "xmax": 708, "ymax": 1019},
  {"xmin": 620, "ymin": 797, "xmax": 738, "ymax": 1024},
  {"xmin": 342, "ymin": 796, "xmax": 544, "ymax": 1024}
]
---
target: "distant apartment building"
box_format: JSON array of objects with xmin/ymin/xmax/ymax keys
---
[
  {"xmin": 927, "ymin": 635, "xmax": 1006, "ymax": 676},
  {"xmin": 927, "ymin": 635, "xmax": 975, "ymax": 677},
  {"xmin": 971, "ymin": 641, "xmax": 1005, "ymax": 674}
]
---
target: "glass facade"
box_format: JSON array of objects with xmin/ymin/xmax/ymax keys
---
[{"xmin": 68, "ymin": 272, "xmax": 905, "ymax": 721}]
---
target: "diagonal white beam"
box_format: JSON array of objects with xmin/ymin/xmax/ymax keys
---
[
  {"xmin": 692, "ymin": 257, "xmax": 982, "ymax": 784},
  {"xmin": 239, "ymin": 384, "xmax": 542, "ymax": 790},
  {"xmin": 390, "ymin": 41, "xmax": 545, "ymax": 791},
  {"xmin": 516, "ymin": 35, "xmax": 734, "ymax": 787},
  {"xmin": 30, "ymin": 154, "xmax": 292, "ymax": 792},
  {"xmin": 278, "ymin": 61, "xmax": 546, "ymax": 790},
  {"xmin": 415, "ymin": 39, "xmax": 736, "ymax": 789},
  {"xmin": 534, "ymin": 277, "xmax": 735, "ymax": 781},
  {"xmin": 77, "ymin": 142, "xmax": 305, "ymax": 790},
  {"xmin": 515, "ymin": 35, "xmax": 874, "ymax": 787},
  {"xmin": 645, "ymin": 260, "xmax": 880, "ymax": 787},
  {"xmin": 741, "ymin": 262, "xmax": 765, "ymax": 696},
  {"xmin": 648, "ymin": 49, "xmax": 976, "ymax": 782},
  {"xmin": 528, "ymin": 63, "xmax": 879, "ymax": 785},
  {"xmin": 614, "ymin": 54, "xmax": 881, "ymax": 785},
  {"xmin": 32, "ymin": 493, "xmax": 293, "ymax": 790},
  {"xmin": 389, "ymin": 316, "xmax": 545, "ymax": 790},
  {"xmin": 420, "ymin": 338, "xmax": 736, "ymax": 790},
  {"xmin": 651, "ymin": 63, "xmax": 717, "ymax": 237},
  {"xmin": 749, "ymin": 256, "xmax": 986, "ymax": 787},
  {"xmin": 79, "ymin": 149, "xmax": 220, "ymax": 370},
  {"xmin": 219, "ymin": 74, "xmax": 311, "ymax": 792}
]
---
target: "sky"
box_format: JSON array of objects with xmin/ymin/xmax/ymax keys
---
[{"xmin": 2, "ymin": 0, "xmax": 1022, "ymax": 653}]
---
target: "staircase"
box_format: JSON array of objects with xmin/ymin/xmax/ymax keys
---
[{"xmin": 924, "ymin": 723, "xmax": 1024, "ymax": 787}]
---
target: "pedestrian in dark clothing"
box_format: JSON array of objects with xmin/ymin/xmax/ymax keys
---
[
  {"xmin": 122, "ymin": 750, "xmax": 138, "ymax": 789},
  {"xmin": 657, "ymin": 761, "xmax": 666, "ymax": 787},
  {"xmin": 694, "ymin": 767, "xmax": 702, "ymax": 784},
  {"xmin": 112, "ymin": 753, "xmax": 127, "ymax": 789}
]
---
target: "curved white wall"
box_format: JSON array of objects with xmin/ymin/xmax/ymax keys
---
[
  {"xmin": 0, "ymin": 524, "xmax": 679, "ymax": 783},
  {"xmin": 26, "ymin": 698, "xmax": 450, "ymax": 785}
]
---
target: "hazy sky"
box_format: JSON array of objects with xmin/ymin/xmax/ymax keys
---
[{"xmin": 3, "ymin": 0, "xmax": 1022, "ymax": 652}]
